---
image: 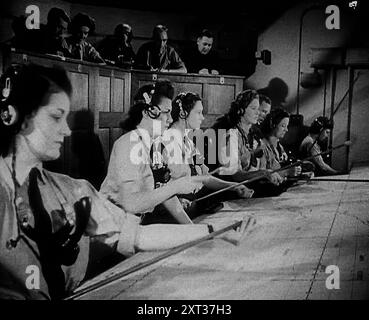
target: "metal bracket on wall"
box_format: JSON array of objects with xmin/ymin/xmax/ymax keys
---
[
  {"xmin": 152, "ymin": 74, "xmax": 157, "ymax": 81},
  {"xmin": 220, "ymin": 77, "xmax": 225, "ymax": 84}
]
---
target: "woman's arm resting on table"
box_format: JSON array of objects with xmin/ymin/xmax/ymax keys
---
[{"xmin": 135, "ymin": 217, "xmax": 253, "ymax": 251}]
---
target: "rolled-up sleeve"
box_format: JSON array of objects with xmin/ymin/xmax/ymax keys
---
[
  {"xmin": 117, "ymin": 213, "xmax": 141, "ymax": 256},
  {"xmin": 83, "ymin": 180, "xmax": 141, "ymax": 257},
  {"xmin": 100, "ymin": 132, "xmax": 155, "ymax": 211}
]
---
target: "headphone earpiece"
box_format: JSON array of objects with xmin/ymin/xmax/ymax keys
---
[
  {"xmin": 176, "ymin": 94, "xmax": 188, "ymax": 120},
  {"xmin": 145, "ymin": 104, "xmax": 161, "ymax": 119},
  {"xmin": 179, "ymin": 106, "xmax": 188, "ymax": 120},
  {"xmin": 237, "ymin": 106, "xmax": 244, "ymax": 117},
  {"xmin": 143, "ymin": 92, "xmax": 151, "ymax": 104},
  {"xmin": 267, "ymin": 113, "xmax": 275, "ymax": 131},
  {"xmin": 316, "ymin": 118, "xmax": 323, "ymax": 131},
  {"xmin": 311, "ymin": 118, "xmax": 324, "ymax": 134},
  {"xmin": 269, "ymin": 116, "xmax": 274, "ymax": 129},
  {"xmin": 1, "ymin": 105, "xmax": 18, "ymax": 126},
  {"xmin": 1, "ymin": 71, "xmax": 20, "ymax": 127},
  {"xmin": 2, "ymin": 77, "xmax": 11, "ymax": 99}
]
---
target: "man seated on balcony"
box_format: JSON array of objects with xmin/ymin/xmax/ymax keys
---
[
  {"xmin": 8, "ymin": 8, "xmax": 70, "ymax": 57},
  {"xmin": 67, "ymin": 13, "xmax": 105, "ymax": 64},
  {"xmin": 135, "ymin": 25, "xmax": 187, "ymax": 73},
  {"xmin": 183, "ymin": 29, "xmax": 221, "ymax": 75},
  {"xmin": 40, "ymin": 7, "xmax": 71, "ymax": 57},
  {"xmin": 99, "ymin": 23, "xmax": 136, "ymax": 68}
]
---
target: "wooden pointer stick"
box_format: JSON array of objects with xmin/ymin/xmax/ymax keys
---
[
  {"xmin": 309, "ymin": 178, "xmax": 369, "ymax": 183},
  {"xmin": 194, "ymin": 141, "xmax": 352, "ymax": 202},
  {"xmin": 66, "ymin": 217, "xmax": 253, "ymax": 300}
]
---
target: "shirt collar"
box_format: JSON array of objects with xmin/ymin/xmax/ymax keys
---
[{"xmin": 1, "ymin": 156, "xmax": 45, "ymax": 188}]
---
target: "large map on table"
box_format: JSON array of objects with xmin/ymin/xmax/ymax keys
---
[{"xmin": 74, "ymin": 165, "xmax": 369, "ymax": 300}]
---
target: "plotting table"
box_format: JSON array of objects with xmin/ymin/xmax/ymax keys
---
[{"xmin": 75, "ymin": 165, "xmax": 369, "ymax": 300}]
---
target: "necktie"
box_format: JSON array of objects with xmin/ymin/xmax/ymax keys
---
[{"xmin": 28, "ymin": 167, "xmax": 66, "ymax": 300}]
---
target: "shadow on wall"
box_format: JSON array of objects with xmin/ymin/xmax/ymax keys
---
[
  {"xmin": 70, "ymin": 110, "xmax": 107, "ymax": 189},
  {"xmin": 257, "ymin": 78, "xmax": 289, "ymax": 109}
]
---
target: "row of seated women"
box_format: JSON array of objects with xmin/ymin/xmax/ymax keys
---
[
  {"xmin": 101, "ymin": 77, "xmax": 341, "ymax": 223},
  {"xmin": 0, "ymin": 63, "xmax": 251, "ymax": 300},
  {"xmin": 0, "ymin": 63, "xmax": 336, "ymax": 299}
]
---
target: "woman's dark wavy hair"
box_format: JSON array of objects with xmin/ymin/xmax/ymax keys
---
[
  {"xmin": 120, "ymin": 102, "xmax": 151, "ymax": 133},
  {"xmin": 309, "ymin": 116, "xmax": 333, "ymax": 134},
  {"xmin": 260, "ymin": 107, "xmax": 290, "ymax": 138},
  {"xmin": 171, "ymin": 92, "xmax": 201, "ymax": 123},
  {"xmin": 0, "ymin": 63, "xmax": 72, "ymax": 157},
  {"xmin": 133, "ymin": 84, "xmax": 155, "ymax": 104},
  {"xmin": 151, "ymin": 80, "xmax": 174, "ymax": 106},
  {"xmin": 212, "ymin": 89, "xmax": 258, "ymax": 130},
  {"xmin": 121, "ymin": 80, "xmax": 174, "ymax": 132}
]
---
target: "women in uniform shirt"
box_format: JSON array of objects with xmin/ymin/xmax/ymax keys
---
[
  {"xmin": 164, "ymin": 92, "xmax": 254, "ymax": 214},
  {"xmin": 209, "ymin": 90, "xmax": 284, "ymax": 187},
  {"xmin": 100, "ymin": 81, "xmax": 206, "ymax": 224},
  {"xmin": 257, "ymin": 108, "xmax": 302, "ymax": 196},
  {"xmin": 299, "ymin": 116, "xmax": 339, "ymax": 176},
  {"xmin": 0, "ymin": 64, "xmax": 247, "ymax": 299}
]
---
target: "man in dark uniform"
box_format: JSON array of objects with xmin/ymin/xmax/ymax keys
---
[{"xmin": 183, "ymin": 29, "xmax": 221, "ymax": 75}]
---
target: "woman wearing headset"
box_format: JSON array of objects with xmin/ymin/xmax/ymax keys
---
[
  {"xmin": 251, "ymin": 108, "xmax": 304, "ymax": 196},
  {"xmin": 100, "ymin": 80, "xmax": 207, "ymax": 224},
  {"xmin": 208, "ymin": 90, "xmax": 285, "ymax": 187},
  {"xmin": 260, "ymin": 108, "xmax": 301, "ymax": 177},
  {"xmin": 163, "ymin": 92, "xmax": 254, "ymax": 215},
  {"xmin": 299, "ymin": 116, "xmax": 339, "ymax": 176},
  {"xmin": 0, "ymin": 64, "xmax": 248, "ymax": 299}
]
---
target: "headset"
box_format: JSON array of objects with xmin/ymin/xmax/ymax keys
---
[
  {"xmin": 231, "ymin": 90, "xmax": 259, "ymax": 119},
  {"xmin": 308, "ymin": 116, "xmax": 333, "ymax": 154},
  {"xmin": 310, "ymin": 117, "xmax": 324, "ymax": 134},
  {"xmin": 141, "ymin": 83, "xmax": 163, "ymax": 120},
  {"xmin": 145, "ymin": 104, "xmax": 161, "ymax": 120},
  {"xmin": 268, "ymin": 113, "xmax": 275, "ymax": 131},
  {"xmin": 263, "ymin": 108, "xmax": 289, "ymax": 135},
  {"xmin": 175, "ymin": 92, "xmax": 189, "ymax": 120},
  {"xmin": 310, "ymin": 116, "xmax": 333, "ymax": 135},
  {"xmin": 0, "ymin": 65, "xmax": 21, "ymax": 127},
  {"xmin": 1, "ymin": 64, "xmax": 91, "ymax": 273}
]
